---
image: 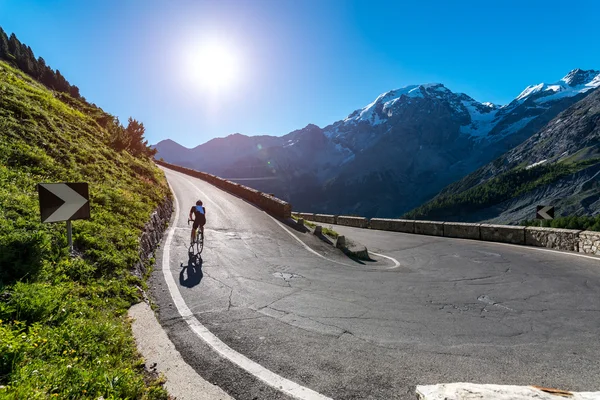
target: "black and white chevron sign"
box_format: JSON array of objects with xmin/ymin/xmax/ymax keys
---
[
  {"xmin": 536, "ymin": 205, "xmax": 554, "ymax": 220},
  {"xmin": 38, "ymin": 183, "xmax": 90, "ymax": 223}
]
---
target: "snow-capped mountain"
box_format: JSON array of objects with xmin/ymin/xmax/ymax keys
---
[
  {"xmin": 406, "ymin": 85, "xmax": 600, "ymax": 224},
  {"xmin": 153, "ymin": 69, "xmax": 600, "ymax": 218},
  {"xmin": 326, "ymin": 68, "xmax": 600, "ymax": 147}
]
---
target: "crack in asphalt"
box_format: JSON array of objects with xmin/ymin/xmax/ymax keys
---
[
  {"xmin": 257, "ymin": 289, "xmax": 304, "ymax": 311},
  {"xmin": 449, "ymin": 275, "xmax": 496, "ymax": 282},
  {"xmin": 230, "ymin": 274, "xmax": 292, "ymax": 289}
]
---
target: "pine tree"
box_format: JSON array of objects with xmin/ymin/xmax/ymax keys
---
[
  {"xmin": 37, "ymin": 57, "xmax": 47, "ymax": 80},
  {"xmin": 125, "ymin": 118, "xmax": 146, "ymax": 156},
  {"xmin": 69, "ymin": 85, "xmax": 80, "ymax": 98},
  {"xmin": 7, "ymin": 33, "xmax": 21, "ymax": 65},
  {"xmin": 0, "ymin": 27, "xmax": 9, "ymax": 60},
  {"xmin": 54, "ymin": 70, "xmax": 69, "ymax": 92}
]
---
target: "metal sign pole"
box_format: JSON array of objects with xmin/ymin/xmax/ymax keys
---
[{"xmin": 67, "ymin": 220, "xmax": 73, "ymax": 252}]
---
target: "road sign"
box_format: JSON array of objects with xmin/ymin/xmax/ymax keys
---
[
  {"xmin": 536, "ymin": 205, "xmax": 554, "ymax": 220},
  {"xmin": 38, "ymin": 183, "xmax": 90, "ymax": 223}
]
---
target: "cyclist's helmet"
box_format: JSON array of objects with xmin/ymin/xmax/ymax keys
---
[{"xmin": 196, "ymin": 200, "xmax": 203, "ymax": 206}]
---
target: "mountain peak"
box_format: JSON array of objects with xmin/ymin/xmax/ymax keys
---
[{"xmin": 560, "ymin": 68, "xmax": 600, "ymax": 87}]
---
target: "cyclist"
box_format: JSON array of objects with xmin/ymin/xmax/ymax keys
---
[{"xmin": 189, "ymin": 200, "xmax": 206, "ymax": 245}]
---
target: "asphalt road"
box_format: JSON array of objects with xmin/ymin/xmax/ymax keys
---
[{"xmin": 151, "ymin": 167, "xmax": 600, "ymax": 400}]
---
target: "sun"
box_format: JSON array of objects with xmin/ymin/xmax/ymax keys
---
[{"xmin": 189, "ymin": 41, "xmax": 239, "ymax": 92}]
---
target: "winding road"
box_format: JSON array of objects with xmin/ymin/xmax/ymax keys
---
[{"xmin": 150, "ymin": 167, "xmax": 600, "ymax": 399}]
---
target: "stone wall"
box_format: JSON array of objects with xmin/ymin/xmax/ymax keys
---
[
  {"xmin": 480, "ymin": 224, "xmax": 526, "ymax": 245},
  {"xmin": 525, "ymin": 227, "xmax": 581, "ymax": 251},
  {"xmin": 579, "ymin": 231, "xmax": 600, "ymax": 255},
  {"xmin": 444, "ymin": 222, "xmax": 481, "ymax": 240},
  {"xmin": 132, "ymin": 196, "xmax": 173, "ymax": 279},
  {"xmin": 155, "ymin": 160, "xmax": 291, "ymax": 218},
  {"xmin": 293, "ymin": 210, "xmax": 600, "ymax": 256},
  {"xmin": 313, "ymin": 214, "xmax": 337, "ymax": 224},
  {"xmin": 369, "ymin": 218, "xmax": 415, "ymax": 233},
  {"xmin": 414, "ymin": 221, "xmax": 444, "ymax": 237},
  {"xmin": 337, "ymin": 216, "xmax": 369, "ymax": 228}
]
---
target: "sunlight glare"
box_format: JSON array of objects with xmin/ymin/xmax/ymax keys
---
[{"xmin": 189, "ymin": 41, "xmax": 239, "ymax": 92}]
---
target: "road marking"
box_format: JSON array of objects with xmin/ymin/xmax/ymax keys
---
[
  {"xmin": 361, "ymin": 226, "xmax": 600, "ymax": 263},
  {"xmin": 180, "ymin": 175, "xmax": 228, "ymax": 215},
  {"xmin": 266, "ymin": 215, "xmax": 356, "ymax": 266},
  {"xmin": 268, "ymin": 216, "xmax": 403, "ymax": 269},
  {"xmin": 369, "ymin": 251, "xmax": 401, "ymax": 268},
  {"xmin": 172, "ymin": 168, "xmax": 399, "ymax": 269},
  {"xmin": 162, "ymin": 182, "xmax": 332, "ymax": 400}
]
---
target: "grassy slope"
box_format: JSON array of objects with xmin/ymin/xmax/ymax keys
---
[
  {"xmin": 0, "ymin": 61, "xmax": 170, "ymax": 398},
  {"xmin": 403, "ymin": 157, "xmax": 600, "ymax": 230}
]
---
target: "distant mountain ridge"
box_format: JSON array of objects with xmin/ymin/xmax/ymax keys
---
[
  {"xmin": 154, "ymin": 69, "xmax": 600, "ymax": 217},
  {"xmin": 405, "ymin": 86, "xmax": 600, "ymax": 224}
]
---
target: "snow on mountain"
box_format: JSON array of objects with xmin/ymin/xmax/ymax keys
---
[
  {"xmin": 342, "ymin": 85, "xmax": 423, "ymax": 126},
  {"xmin": 515, "ymin": 68, "xmax": 600, "ymax": 104},
  {"xmin": 458, "ymin": 100, "xmax": 500, "ymax": 137},
  {"xmin": 332, "ymin": 69, "xmax": 600, "ymax": 146}
]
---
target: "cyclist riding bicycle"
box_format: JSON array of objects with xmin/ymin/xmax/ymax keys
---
[{"xmin": 189, "ymin": 200, "xmax": 206, "ymax": 245}]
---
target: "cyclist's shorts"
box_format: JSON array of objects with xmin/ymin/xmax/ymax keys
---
[{"xmin": 193, "ymin": 215, "xmax": 206, "ymax": 229}]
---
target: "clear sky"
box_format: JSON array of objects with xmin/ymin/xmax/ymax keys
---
[{"xmin": 2, "ymin": 0, "xmax": 599, "ymax": 147}]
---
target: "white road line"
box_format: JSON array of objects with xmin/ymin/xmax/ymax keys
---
[
  {"xmin": 162, "ymin": 182, "xmax": 332, "ymax": 400},
  {"xmin": 266, "ymin": 215, "xmax": 356, "ymax": 267},
  {"xmin": 268, "ymin": 215, "xmax": 402, "ymax": 269},
  {"xmin": 369, "ymin": 251, "xmax": 401, "ymax": 268},
  {"xmin": 181, "ymin": 175, "xmax": 228, "ymax": 216},
  {"xmin": 347, "ymin": 225, "xmax": 600, "ymax": 263}
]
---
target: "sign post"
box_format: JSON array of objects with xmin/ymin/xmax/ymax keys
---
[
  {"xmin": 38, "ymin": 183, "xmax": 90, "ymax": 251},
  {"xmin": 536, "ymin": 205, "xmax": 554, "ymax": 227}
]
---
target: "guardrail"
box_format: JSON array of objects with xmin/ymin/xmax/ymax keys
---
[
  {"xmin": 291, "ymin": 212, "xmax": 599, "ymax": 256},
  {"xmin": 156, "ymin": 160, "xmax": 292, "ymax": 219}
]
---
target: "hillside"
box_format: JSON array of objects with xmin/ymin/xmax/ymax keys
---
[
  {"xmin": 154, "ymin": 69, "xmax": 600, "ymax": 218},
  {"xmin": 0, "ymin": 49, "xmax": 169, "ymax": 399},
  {"xmin": 404, "ymin": 87, "xmax": 600, "ymax": 224}
]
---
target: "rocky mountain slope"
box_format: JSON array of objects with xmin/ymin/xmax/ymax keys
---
[
  {"xmin": 154, "ymin": 69, "xmax": 600, "ymax": 217},
  {"xmin": 405, "ymin": 86, "xmax": 600, "ymax": 224}
]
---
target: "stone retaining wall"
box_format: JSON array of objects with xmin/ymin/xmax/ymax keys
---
[
  {"xmin": 369, "ymin": 218, "xmax": 415, "ymax": 233},
  {"xmin": 444, "ymin": 222, "xmax": 481, "ymax": 240},
  {"xmin": 578, "ymin": 231, "xmax": 600, "ymax": 255},
  {"xmin": 155, "ymin": 160, "xmax": 291, "ymax": 218},
  {"xmin": 337, "ymin": 216, "xmax": 369, "ymax": 228},
  {"xmin": 293, "ymin": 211, "xmax": 600, "ymax": 257},
  {"xmin": 132, "ymin": 196, "xmax": 173, "ymax": 279},
  {"xmin": 414, "ymin": 221, "xmax": 444, "ymax": 237},
  {"xmin": 313, "ymin": 214, "xmax": 337, "ymax": 224},
  {"xmin": 299, "ymin": 213, "xmax": 315, "ymax": 221},
  {"xmin": 525, "ymin": 227, "xmax": 581, "ymax": 251},
  {"xmin": 480, "ymin": 224, "xmax": 526, "ymax": 245}
]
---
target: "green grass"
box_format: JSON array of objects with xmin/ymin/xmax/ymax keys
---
[
  {"xmin": 322, "ymin": 227, "xmax": 339, "ymax": 239},
  {"xmin": 290, "ymin": 215, "xmax": 339, "ymax": 238},
  {"xmin": 404, "ymin": 158, "xmax": 600, "ymax": 222},
  {"xmin": 0, "ymin": 61, "xmax": 170, "ymax": 398}
]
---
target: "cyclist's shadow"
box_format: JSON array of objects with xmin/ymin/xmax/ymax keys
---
[{"xmin": 179, "ymin": 252, "xmax": 203, "ymax": 288}]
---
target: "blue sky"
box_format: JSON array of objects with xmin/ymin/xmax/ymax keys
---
[{"xmin": 2, "ymin": 0, "xmax": 599, "ymax": 147}]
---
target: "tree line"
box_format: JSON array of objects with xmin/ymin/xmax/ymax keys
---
[
  {"xmin": 0, "ymin": 26, "xmax": 156, "ymax": 158},
  {"xmin": 0, "ymin": 26, "xmax": 82, "ymax": 99},
  {"xmin": 403, "ymin": 158, "xmax": 600, "ymax": 221}
]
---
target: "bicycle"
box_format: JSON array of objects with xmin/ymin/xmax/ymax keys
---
[{"xmin": 187, "ymin": 219, "xmax": 204, "ymax": 255}]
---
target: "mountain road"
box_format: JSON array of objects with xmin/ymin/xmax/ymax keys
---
[{"xmin": 149, "ymin": 166, "xmax": 600, "ymax": 400}]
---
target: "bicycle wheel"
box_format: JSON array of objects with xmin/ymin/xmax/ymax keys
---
[{"xmin": 196, "ymin": 231, "xmax": 204, "ymax": 254}]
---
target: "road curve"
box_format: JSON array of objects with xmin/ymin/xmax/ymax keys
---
[{"xmin": 150, "ymin": 167, "xmax": 600, "ymax": 400}]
